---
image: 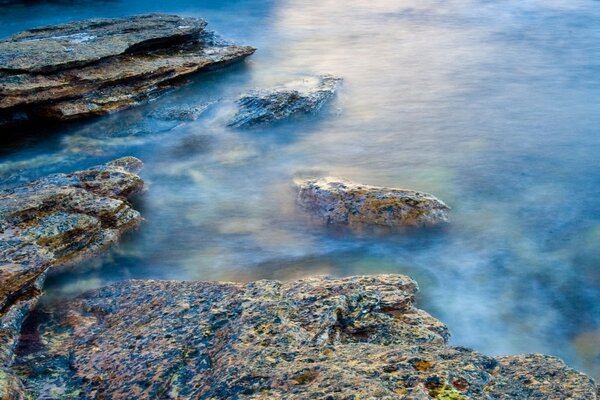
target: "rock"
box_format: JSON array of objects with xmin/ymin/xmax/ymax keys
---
[
  {"xmin": 0, "ymin": 14, "xmax": 255, "ymax": 123},
  {"xmin": 295, "ymin": 177, "xmax": 450, "ymax": 228},
  {"xmin": 150, "ymin": 102, "xmax": 213, "ymax": 122},
  {"xmin": 0, "ymin": 157, "xmax": 144, "ymax": 399},
  {"xmin": 0, "ymin": 14, "xmax": 206, "ymax": 73},
  {"xmin": 13, "ymin": 275, "xmax": 598, "ymax": 399},
  {"xmin": 228, "ymin": 75, "xmax": 341, "ymax": 128}
]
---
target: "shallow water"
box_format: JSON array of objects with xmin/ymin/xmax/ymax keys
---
[{"xmin": 1, "ymin": 0, "xmax": 600, "ymax": 379}]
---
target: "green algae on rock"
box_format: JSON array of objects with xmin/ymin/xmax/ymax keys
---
[
  {"xmin": 13, "ymin": 275, "xmax": 598, "ymax": 399},
  {"xmin": 228, "ymin": 75, "xmax": 341, "ymax": 128},
  {"xmin": 295, "ymin": 177, "xmax": 450, "ymax": 228},
  {"xmin": 0, "ymin": 157, "xmax": 144, "ymax": 399},
  {"xmin": 0, "ymin": 14, "xmax": 255, "ymax": 123}
]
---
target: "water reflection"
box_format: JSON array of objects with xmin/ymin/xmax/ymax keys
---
[{"xmin": 1, "ymin": 0, "xmax": 599, "ymax": 380}]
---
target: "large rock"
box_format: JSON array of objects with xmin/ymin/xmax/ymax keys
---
[
  {"xmin": 295, "ymin": 177, "xmax": 450, "ymax": 228},
  {"xmin": 0, "ymin": 14, "xmax": 206, "ymax": 73},
  {"xmin": 0, "ymin": 14, "xmax": 255, "ymax": 123},
  {"xmin": 0, "ymin": 157, "xmax": 144, "ymax": 399},
  {"xmin": 228, "ymin": 75, "xmax": 341, "ymax": 128},
  {"xmin": 13, "ymin": 275, "xmax": 598, "ymax": 399}
]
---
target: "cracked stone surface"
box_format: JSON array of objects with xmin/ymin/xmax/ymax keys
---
[{"xmin": 12, "ymin": 275, "xmax": 598, "ymax": 399}]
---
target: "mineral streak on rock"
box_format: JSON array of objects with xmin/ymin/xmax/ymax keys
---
[
  {"xmin": 0, "ymin": 157, "xmax": 144, "ymax": 399},
  {"xmin": 295, "ymin": 177, "xmax": 450, "ymax": 228},
  {"xmin": 13, "ymin": 275, "xmax": 598, "ymax": 399},
  {"xmin": 228, "ymin": 75, "xmax": 341, "ymax": 128},
  {"xmin": 0, "ymin": 14, "xmax": 255, "ymax": 122}
]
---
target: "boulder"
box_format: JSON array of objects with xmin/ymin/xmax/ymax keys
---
[
  {"xmin": 13, "ymin": 275, "xmax": 598, "ymax": 399},
  {"xmin": 228, "ymin": 75, "xmax": 341, "ymax": 128},
  {"xmin": 295, "ymin": 177, "xmax": 450, "ymax": 228},
  {"xmin": 0, "ymin": 14, "xmax": 255, "ymax": 123},
  {"xmin": 0, "ymin": 157, "xmax": 144, "ymax": 399}
]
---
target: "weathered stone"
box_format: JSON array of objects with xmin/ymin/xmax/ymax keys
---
[
  {"xmin": 0, "ymin": 157, "xmax": 144, "ymax": 399},
  {"xmin": 228, "ymin": 75, "xmax": 341, "ymax": 128},
  {"xmin": 0, "ymin": 15, "xmax": 255, "ymax": 122},
  {"xmin": 0, "ymin": 14, "xmax": 206, "ymax": 73},
  {"xmin": 295, "ymin": 177, "xmax": 450, "ymax": 228},
  {"xmin": 13, "ymin": 275, "xmax": 597, "ymax": 399}
]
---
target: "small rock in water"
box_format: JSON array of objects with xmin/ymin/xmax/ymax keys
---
[
  {"xmin": 150, "ymin": 102, "xmax": 212, "ymax": 122},
  {"xmin": 0, "ymin": 14, "xmax": 255, "ymax": 124},
  {"xmin": 295, "ymin": 176, "xmax": 450, "ymax": 228},
  {"xmin": 0, "ymin": 157, "xmax": 144, "ymax": 399},
  {"xmin": 228, "ymin": 75, "xmax": 341, "ymax": 128},
  {"xmin": 12, "ymin": 275, "xmax": 598, "ymax": 399}
]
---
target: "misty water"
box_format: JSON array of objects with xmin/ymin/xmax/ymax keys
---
[{"xmin": 1, "ymin": 0, "xmax": 599, "ymax": 380}]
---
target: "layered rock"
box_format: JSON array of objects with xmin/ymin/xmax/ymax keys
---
[
  {"xmin": 0, "ymin": 14, "xmax": 255, "ymax": 123},
  {"xmin": 228, "ymin": 75, "xmax": 341, "ymax": 128},
  {"xmin": 0, "ymin": 157, "xmax": 144, "ymax": 399},
  {"xmin": 295, "ymin": 177, "xmax": 450, "ymax": 228},
  {"xmin": 13, "ymin": 275, "xmax": 598, "ymax": 399}
]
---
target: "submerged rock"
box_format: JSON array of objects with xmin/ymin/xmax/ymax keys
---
[
  {"xmin": 0, "ymin": 157, "xmax": 144, "ymax": 399},
  {"xmin": 150, "ymin": 102, "xmax": 213, "ymax": 122},
  {"xmin": 228, "ymin": 75, "xmax": 341, "ymax": 128},
  {"xmin": 295, "ymin": 177, "xmax": 450, "ymax": 228},
  {"xmin": 14, "ymin": 275, "xmax": 598, "ymax": 399},
  {"xmin": 0, "ymin": 14, "xmax": 255, "ymax": 123}
]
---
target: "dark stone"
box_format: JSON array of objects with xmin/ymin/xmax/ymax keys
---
[{"xmin": 228, "ymin": 75, "xmax": 341, "ymax": 128}]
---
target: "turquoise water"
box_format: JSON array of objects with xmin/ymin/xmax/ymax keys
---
[{"xmin": 1, "ymin": 0, "xmax": 599, "ymax": 379}]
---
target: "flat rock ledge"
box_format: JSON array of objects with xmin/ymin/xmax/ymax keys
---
[
  {"xmin": 295, "ymin": 177, "xmax": 450, "ymax": 228},
  {"xmin": 10, "ymin": 275, "xmax": 598, "ymax": 399},
  {"xmin": 0, "ymin": 157, "xmax": 144, "ymax": 399},
  {"xmin": 0, "ymin": 14, "xmax": 255, "ymax": 124},
  {"xmin": 228, "ymin": 75, "xmax": 341, "ymax": 128}
]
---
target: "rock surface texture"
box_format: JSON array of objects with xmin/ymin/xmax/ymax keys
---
[
  {"xmin": 13, "ymin": 275, "xmax": 598, "ymax": 399},
  {"xmin": 0, "ymin": 14, "xmax": 255, "ymax": 123},
  {"xmin": 228, "ymin": 75, "xmax": 341, "ymax": 128},
  {"xmin": 0, "ymin": 157, "xmax": 144, "ymax": 399},
  {"xmin": 295, "ymin": 177, "xmax": 450, "ymax": 228}
]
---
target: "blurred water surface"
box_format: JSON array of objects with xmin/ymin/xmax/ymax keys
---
[{"xmin": 1, "ymin": 0, "xmax": 599, "ymax": 379}]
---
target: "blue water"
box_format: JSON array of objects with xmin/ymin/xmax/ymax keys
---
[{"xmin": 1, "ymin": 0, "xmax": 599, "ymax": 379}]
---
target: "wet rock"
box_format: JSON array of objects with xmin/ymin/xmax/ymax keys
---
[
  {"xmin": 150, "ymin": 102, "xmax": 212, "ymax": 122},
  {"xmin": 13, "ymin": 275, "xmax": 598, "ymax": 399},
  {"xmin": 295, "ymin": 177, "xmax": 450, "ymax": 228},
  {"xmin": 0, "ymin": 157, "xmax": 144, "ymax": 399},
  {"xmin": 228, "ymin": 75, "xmax": 341, "ymax": 128},
  {"xmin": 0, "ymin": 14, "xmax": 255, "ymax": 123}
]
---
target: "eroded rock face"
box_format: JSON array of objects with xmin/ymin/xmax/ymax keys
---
[
  {"xmin": 0, "ymin": 14, "xmax": 207, "ymax": 73},
  {"xmin": 0, "ymin": 157, "xmax": 144, "ymax": 399},
  {"xmin": 14, "ymin": 275, "xmax": 597, "ymax": 399},
  {"xmin": 0, "ymin": 14, "xmax": 255, "ymax": 123},
  {"xmin": 295, "ymin": 177, "xmax": 450, "ymax": 228},
  {"xmin": 228, "ymin": 75, "xmax": 341, "ymax": 128}
]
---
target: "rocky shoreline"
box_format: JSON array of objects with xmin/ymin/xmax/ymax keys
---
[{"xmin": 0, "ymin": 12, "xmax": 598, "ymax": 400}]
